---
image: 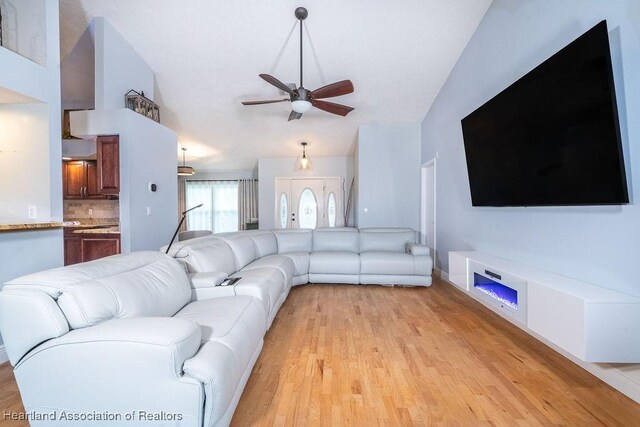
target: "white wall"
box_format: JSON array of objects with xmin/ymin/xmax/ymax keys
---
[
  {"xmin": 94, "ymin": 17, "xmax": 155, "ymax": 110},
  {"xmin": 68, "ymin": 17, "xmax": 176, "ymax": 252},
  {"xmin": 0, "ymin": 104, "xmax": 50, "ymax": 222},
  {"xmin": 61, "ymin": 20, "xmax": 95, "ymax": 110},
  {"xmin": 420, "ymin": 0, "xmax": 640, "ymax": 399},
  {"xmin": 0, "ymin": 0, "xmax": 62, "ymax": 349},
  {"xmin": 258, "ymin": 156, "xmax": 353, "ymax": 229},
  {"xmin": 71, "ymin": 109, "xmax": 178, "ymax": 252},
  {"xmin": 356, "ymin": 123, "xmax": 421, "ymax": 230},
  {"xmin": 0, "ymin": 0, "xmax": 47, "ymax": 66},
  {"xmin": 421, "ymin": 0, "xmax": 640, "ymax": 297}
]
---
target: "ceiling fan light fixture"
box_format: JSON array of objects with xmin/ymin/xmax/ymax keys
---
[
  {"xmin": 177, "ymin": 147, "xmax": 196, "ymax": 176},
  {"xmin": 291, "ymin": 100, "xmax": 312, "ymax": 114}
]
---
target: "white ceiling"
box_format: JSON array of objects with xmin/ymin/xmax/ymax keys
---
[{"xmin": 59, "ymin": 0, "xmax": 492, "ymax": 171}]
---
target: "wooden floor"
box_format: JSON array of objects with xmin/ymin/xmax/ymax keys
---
[
  {"xmin": 232, "ymin": 279, "xmax": 640, "ymax": 426},
  {"xmin": 1, "ymin": 279, "xmax": 639, "ymax": 426}
]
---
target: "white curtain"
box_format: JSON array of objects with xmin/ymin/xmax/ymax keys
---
[
  {"xmin": 238, "ymin": 179, "xmax": 258, "ymax": 230},
  {"xmin": 177, "ymin": 178, "xmax": 187, "ymax": 231},
  {"xmin": 186, "ymin": 180, "xmax": 239, "ymax": 233}
]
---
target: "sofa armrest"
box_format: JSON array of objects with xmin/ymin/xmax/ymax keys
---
[
  {"xmin": 406, "ymin": 243, "xmax": 430, "ymax": 256},
  {"xmin": 18, "ymin": 317, "xmax": 201, "ymax": 373},
  {"xmin": 188, "ymin": 272, "xmax": 228, "ymax": 289},
  {"xmin": 14, "ymin": 317, "xmax": 204, "ymax": 423}
]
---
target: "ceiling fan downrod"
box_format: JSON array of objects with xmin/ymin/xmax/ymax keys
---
[{"xmin": 295, "ymin": 7, "xmax": 308, "ymax": 89}]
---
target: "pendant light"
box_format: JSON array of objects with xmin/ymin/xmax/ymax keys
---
[
  {"xmin": 295, "ymin": 142, "xmax": 313, "ymax": 171},
  {"xmin": 177, "ymin": 147, "xmax": 195, "ymax": 176}
]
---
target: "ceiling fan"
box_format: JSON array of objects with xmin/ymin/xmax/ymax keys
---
[{"xmin": 242, "ymin": 7, "xmax": 355, "ymax": 121}]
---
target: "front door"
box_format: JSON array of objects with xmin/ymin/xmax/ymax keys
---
[
  {"xmin": 275, "ymin": 177, "xmax": 343, "ymax": 229},
  {"xmin": 291, "ymin": 179, "xmax": 324, "ymax": 229}
]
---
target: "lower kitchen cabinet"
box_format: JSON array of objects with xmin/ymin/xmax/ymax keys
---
[
  {"xmin": 64, "ymin": 229, "xmax": 120, "ymax": 266},
  {"xmin": 81, "ymin": 235, "xmax": 121, "ymax": 263}
]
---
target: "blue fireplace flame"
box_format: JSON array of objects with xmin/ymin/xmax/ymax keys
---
[{"xmin": 474, "ymin": 273, "xmax": 518, "ymax": 310}]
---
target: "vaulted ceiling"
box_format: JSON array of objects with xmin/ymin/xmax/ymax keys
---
[{"xmin": 59, "ymin": 0, "xmax": 492, "ymax": 170}]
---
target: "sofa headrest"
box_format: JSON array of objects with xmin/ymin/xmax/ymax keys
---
[
  {"xmin": 313, "ymin": 227, "xmax": 359, "ymax": 252},
  {"xmin": 272, "ymin": 229, "xmax": 313, "ymax": 254},
  {"xmin": 359, "ymin": 228, "xmax": 417, "ymax": 252},
  {"xmin": 164, "ymin": 236, "xmax": 237, "ymax": 275},
  {"xmin": 4, "ymin": 252, "xmax": 191, "ymax": 330},
  {"xmin": 211, "ymin": 234, "xmax": 258, "ymax": 269},
  {"xmin": 244, "ymin": 230, "xmax": 278, "ymax": 258}
]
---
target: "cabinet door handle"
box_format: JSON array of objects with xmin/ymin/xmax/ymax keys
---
[{"xmin": 82, "ymin": 187, "xmax": 87, "ymax": 198}]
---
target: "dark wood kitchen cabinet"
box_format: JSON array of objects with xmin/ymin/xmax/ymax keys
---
[
  {"xmin": 63, "ymin": 160, "xmax": 103, "ymax": 199},
  {"xmin": 63, "ymin": 136, "xmax": 119, "ymax": 199},
  {"xmin": 64, "ymin": 228, "xmax": 120, "ymax": 266},
  {"xmin": 96, "ymin": 136, "xmax": 120, "ymax": 195},
  {"xmin": 64, "ymin": 233, "xmax": 82, "ymax": 266}
]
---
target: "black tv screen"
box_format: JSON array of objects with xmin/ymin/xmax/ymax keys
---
[{"xmin": 461, "ymin": 21, "xmax": 628, "ymax": 207}]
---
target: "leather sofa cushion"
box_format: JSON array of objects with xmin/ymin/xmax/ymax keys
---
[
  {"xmin": 313, "ymin": 228, "xmax": 359, "ymax": 252},
  {"xmin": 359, "ymin": 228, "xmax": 417, "ymax": 252},
  {"xmin": 177, "ymin": 296, "xmax": 265, "ymax": 426},
  {"xmin": 166, "ymin": 237, "xmax": 237, "ymax": 275},
  {"xmin": 0, "ymin": 289, "xmax": 70, "ymax": 365},
  {"xmin": 5, "ymin": 252, "xmax": 191, "ymax": 330},
  {"xmin": 273, "ymin": 229, "xmax": 313, "ymax": 253},
  {"xmin": 360, "ymin": 251, "xmax": 432, "ymax": 276},
  {"xmin": 310, "ymin": 251, "xmax": 360, "ymax": 274},
  {"xmin": 231, "ymin": 268, "xmax": 285, "ymax": 319},
  {"xmin": 175, "ymin": 296, "xmax": 265, "ymax": 344},
  {"xmin": 246, "ymin": 231, "xmax": 278, "ymax": 257},
  {"xmin": 281, "ymin": 252, "xmax": 310, "ymax": 276},
  {"xmin": 216, "ymin": 235, "xmax": 257, "ymax": 270},
  {"xmin": 242, "ymin": 255, "xmax": 295, "ymax": 285}
]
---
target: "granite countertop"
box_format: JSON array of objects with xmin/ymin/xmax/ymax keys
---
[
  {"xmin": 0, "ymin": 222, "xmax": 64, "ymax": 232},
  {"xmin": 72, "ymin": 226, "xmax": 120, "ymax": 235},
  {"xmin": 63, "ymin": 218, "xmax": 119, "ymax": 228}
]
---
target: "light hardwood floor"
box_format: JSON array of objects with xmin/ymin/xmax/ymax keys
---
[
  {"xmin": 232, "ymin": 280, "xmax": 640, "ymax": 426},
  {"xmin": 1, "ymin": 279, "xmax": 639, "ymax": 426}
]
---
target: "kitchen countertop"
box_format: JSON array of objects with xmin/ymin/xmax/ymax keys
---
[
  {"xmin": 0, "ymin": 222, "xmax": 64, "ymax": 233},
  {"xmin": 63, "ymin": 218, "xmax": 119, "ymax": 228},
  {"xmin": 72, "ymin": 226, "xmax": 120, "ymax": 235}
]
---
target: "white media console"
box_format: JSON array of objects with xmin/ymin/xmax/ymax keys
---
[{"xmin": 449, "ymin": 251, "xmax": 640, "ymax": 363}]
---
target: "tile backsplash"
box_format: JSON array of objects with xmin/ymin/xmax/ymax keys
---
[{"xmin": 64, "ymin": 199, "xmax": 119, "ymax": 220}]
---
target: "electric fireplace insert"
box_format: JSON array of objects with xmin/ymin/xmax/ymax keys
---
[{"xmin": 467, "ymin": 261, "xmax": 527, "ymax": 325}]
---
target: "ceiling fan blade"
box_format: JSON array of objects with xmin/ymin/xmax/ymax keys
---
[
  {"xmin": 310, "ymin": 80, "xmax": 354, "ymax": 99},
  {"xmin": 242, "ymin": 99, "xmax": 289, "ymax": 105},
  {"xmin": 312, "ymin": 100, "xmax": 354, "ymax": 116},
  {"xmin": 288, "ymin": 111, "xmax": 303, "ymax": 121},
  {"xmin": 260, "ymin": 74, "xmax": 295, "ymax": 96}
]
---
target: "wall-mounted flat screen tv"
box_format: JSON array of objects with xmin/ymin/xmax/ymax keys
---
[{"xmin": 461, "ymin": 21, "xmax": 628, "ymax": 207}]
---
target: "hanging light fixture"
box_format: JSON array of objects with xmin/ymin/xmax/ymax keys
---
[
  {"xmin": 295, "ymin": 142, "xmax": 313, "ymax": 171},
  {"xmin": 177, "ymin": 147, "xmax": 195, "ymax": 176}
]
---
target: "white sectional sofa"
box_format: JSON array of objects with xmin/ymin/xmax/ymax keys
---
[
  {"xmin": 0, "ymin": 227, "xmax": 431, "ymax": 426},
  {"xmin": 166, "ymin": 227, "xmax": 432, "ymax": 327}
]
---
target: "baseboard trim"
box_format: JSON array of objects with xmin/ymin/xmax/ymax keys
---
[
  {"xmin": 434, "ymin": 268, "xmax": 640, "ymax": 404},
  {"xmin": 0, "ymin": 345, "xmax": 7, "ymax": 365}
]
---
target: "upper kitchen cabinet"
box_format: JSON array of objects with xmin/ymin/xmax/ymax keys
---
[
  {"xmin": 63, "ymin": 160, "xmax": 102, "ymax": 199},
  {"xmin": 63, "ymin": 136, "xmax": 119, "ymax": 199},
  {"xmin": 96, "ymin": 136, "xmax": 119, "ymax": 195}
]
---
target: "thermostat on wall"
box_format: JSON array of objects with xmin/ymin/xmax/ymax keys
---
[{"xmin": 148, "ymin": 183, "xmax": 157, "ymax": 192}]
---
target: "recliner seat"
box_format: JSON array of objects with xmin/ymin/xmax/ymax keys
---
[{"xmin": 0, "ymin": 251, "xmax": 265, "ymax": 427}]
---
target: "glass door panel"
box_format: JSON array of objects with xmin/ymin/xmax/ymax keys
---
[
  {"xmin": 298, "ymin": 188, "xmax": 318, "ymax": 229},
  {"xmin": 327, "ymin": 192, "xmax": 337, "ymax": 227}
]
